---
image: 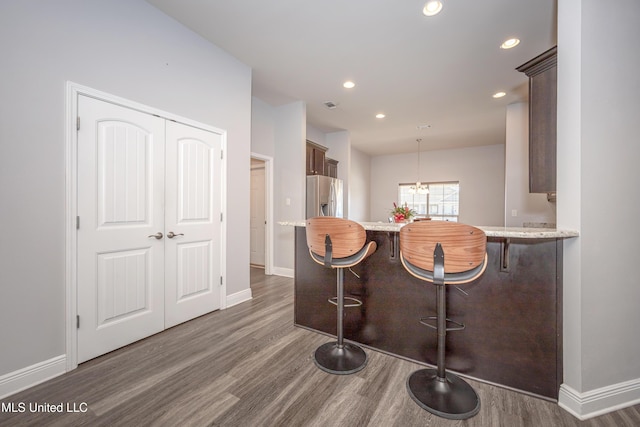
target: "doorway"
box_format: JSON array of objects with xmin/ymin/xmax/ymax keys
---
[
  {"xmin": 250, "ymin": 153, "xmax": 273, "ymax": 275},
  {"xmin": 250, "ymin": 159, "xmax": 266, "ymax": 268}
]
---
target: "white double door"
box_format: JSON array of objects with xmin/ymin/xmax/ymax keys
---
[{"xmin": 77, "ymin": 95, "xmax": 222, "ymax": 363}]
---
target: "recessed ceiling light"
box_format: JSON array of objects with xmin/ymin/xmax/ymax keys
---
[
  {"xmin": 423, "ymin": 1, "xmax": 443, "ymax": 16},
  {"xmin": 343, "ymin": 81, "xmax": 355, "ymax": 89},
  {"xmin": 493, "ymin": 91, "xmax": 507, "ymax": 98},
  {"xmin": 500, "ymin": 38, "xmax": 520, "ymax": 49},
  {"xmin": 376, "ymin": 113, "xmax": 386, "ymax": 119}
]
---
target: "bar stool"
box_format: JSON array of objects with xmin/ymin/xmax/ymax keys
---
[
  {"xmin": 306, "ymin": 217, "xmax": 377, "ymax": 375},
  {"xmin": 399, "ymin": 221, "xmax": 487, "ymax": 419}
]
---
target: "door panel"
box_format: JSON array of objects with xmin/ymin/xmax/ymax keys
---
[
  {"xmin": 164, "ymin": 121, "xmax": 222, "ymax": 328},
  {"xmin": 77, "ymin": 95, "xmax": 165, "ymax": 363},
  {"xmin": 177, "ymin": 241, "xmax": 212, "ymax": 299},
  {"xmin": 178, "ymin": 139, "xmax": 212, "ymax": 221},
  {"xmin": 98, "ymin": 124, "xmax": 150, "ymax": 226},
  {"xmin": 250, "ymin": 166, "xmax": 266, "ymax": 266},
  {"xmin": 96, "ymin": 249, "xmax": 150, "ymax": 325}
]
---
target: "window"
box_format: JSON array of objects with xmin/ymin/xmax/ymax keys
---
[{"xmin": 398, "ymin": 181, "xmax": 460, "ymax": 221}]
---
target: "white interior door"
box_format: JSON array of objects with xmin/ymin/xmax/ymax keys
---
[
  {"xmin": 77, "ymin": 95, "xmax": 166, "ymax": 363},
  {"xmin": 250, "ymin": 164, "xmax": 266, "ymax": 266},
  {"xmin": 77, "ymin": 96, "xmax": 223, "ymax": 362},
  {"xmin": 164, "ymin": 121, "xmax": 222, "ymax": 328}
]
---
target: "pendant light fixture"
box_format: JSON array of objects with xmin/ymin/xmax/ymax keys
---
[{"xmin": 409, "ymin": 139, "xmax": 429, "ymax": 195}]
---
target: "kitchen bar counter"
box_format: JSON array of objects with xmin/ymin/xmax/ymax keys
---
[
  {"xmin": 279, "ymin": 220, "xmax": 578, "ymax": 239},
  {"xmin": 284, "ymin": 220, "xmax": 578, "ymax": 400}
]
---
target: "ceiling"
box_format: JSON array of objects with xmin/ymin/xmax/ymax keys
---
[{"xmin": 146, "ymin": 0, "xmax": 557, "ymax": 156}]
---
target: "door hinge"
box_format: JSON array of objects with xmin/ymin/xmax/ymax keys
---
[
  {"xmin": 76, "ymin": 315, "xmax": 80, "ymax": 329},
  {"xmin": 220, "ymin": 276, "xmax": 223, "ymax": 286},
  {"xmin": 76, "ymin": 216, "xmax": 80, "ymax": 230},
  {"xmin": 220, "ymin": 150, "xmax": 223, "ymax": 160},
  {"xmin": 76, "ymin": 117, "xmax": 80, "ymax": 131},
  {"xmin": 220, "ymin": 212, "xmax": 223, "ymax": 222}
]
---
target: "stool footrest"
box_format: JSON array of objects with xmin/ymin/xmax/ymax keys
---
[
  {"xmin": 328, "ymin": 296, "xmax": 363, "ymax": 308},
  {"xmin": 419, "ymin": 316, "xmax": 465, "ymax": 332}
]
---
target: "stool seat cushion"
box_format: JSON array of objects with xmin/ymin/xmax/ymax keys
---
[{"xmin": 309, "ymin": 240, "xmax": 377, "ymax": 268}]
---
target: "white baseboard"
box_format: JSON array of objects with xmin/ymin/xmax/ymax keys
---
[
  {"xmin": 558, "ymin": 378, "xmax": 640, "ymax": 420},
  {"xmin": 272, "ymin": 267, "xmax": 294, "ymax": 278},
  {"xmin": 226, "ymin": 288, "xmax": 253, "ymax": 308},
  {"xmin": 0, "ymin": 355, "xmax": 66, "ymax": 400}
]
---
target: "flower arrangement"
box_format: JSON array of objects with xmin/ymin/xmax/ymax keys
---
[{"xmin": 391, "ymin": 202, "xmax": 416, "ymax": 223}]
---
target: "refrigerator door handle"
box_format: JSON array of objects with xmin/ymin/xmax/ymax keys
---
[{"xmin": 329, "ymin": 185, "xmax": 334, "ymax": 216}]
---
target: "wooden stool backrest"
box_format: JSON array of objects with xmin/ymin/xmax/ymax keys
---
[
  {"xmin": 306, "ymin": 217, "xmax": 366, "ymax": 259},
  {"xmin": 400, "ymin": 221, "xmax": 486, "ymax": 273}
]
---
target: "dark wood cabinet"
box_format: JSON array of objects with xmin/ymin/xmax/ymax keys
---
[
  {"xmin": 325, "ymin": 158, "xmax": 338, "ymax": 178},
  {"xmin": 517, "ymin": 46, "xmax": 557, "ymax": 194},
  {"xmin": 306, "ymin": 140, "xmax": 327, "ymax": 175}
]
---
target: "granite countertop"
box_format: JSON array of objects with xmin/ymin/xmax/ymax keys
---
[{"xmin": 278, "ymin": 220, "xmax": 579, "ymax": 239}]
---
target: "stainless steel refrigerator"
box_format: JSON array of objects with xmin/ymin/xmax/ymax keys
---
[{"xmin": 306, "ymin": 175, "xmax": 343, "ymax": 218}]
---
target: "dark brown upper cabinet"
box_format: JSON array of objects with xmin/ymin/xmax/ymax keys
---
[
  {"xmin": 306, "ymin": 140, "xmax": 327, "ymax": 176},
  {"xmin": 517, "ymin": 46, "xmax": 557, "ymax": 194},
  {"xmin": 325, "ymin": 158, "xmax": 338, "ymax": 178}
]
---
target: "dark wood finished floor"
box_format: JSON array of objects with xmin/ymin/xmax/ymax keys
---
[{"xmin": 1, "ymin": 268, "xmax": 639, "ymax": 426}]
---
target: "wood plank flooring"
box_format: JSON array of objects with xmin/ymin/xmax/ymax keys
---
[{"xmin": 1, "ymin": 268, "xmax": 639, "ymax": 426}]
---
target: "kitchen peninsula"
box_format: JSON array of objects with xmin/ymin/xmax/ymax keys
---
[{"xmin": 281, "ymin": 220, "xmax": 578, "ymax": 400}]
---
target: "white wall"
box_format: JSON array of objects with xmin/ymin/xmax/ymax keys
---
[
  {"xmin": 251, "ymin": 97, "xmax": 276, "ymax": 158},
  {"xmin": 370, "ymin": 145, "xmax": 505, "ymax": 226},
  {"xmin": 0, "ymin": 0, "xmax": 251, "ymax": 378},
  {"xmin": 558, "ymin": 0, "xmax": 640, "ymax": 418},
  {"xmin": 273, "ymin": 102, "xmax": 307, "ymax": 274},
  {"xmin": 252, "ymin": 99, "xmax": 307, "ymax": 276},
  {"xmin": 504, "ymin": 102, "xmax": 556, "ymax": 227},
  {"xmin": 349, "ymin": 148, "xmax": 372, "ymax": 221},
  {"xmin": 306, "ymin": 125, "xmax": 326, "ymax": 147}
]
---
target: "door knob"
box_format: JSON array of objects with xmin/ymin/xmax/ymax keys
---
[
  {"xmin": 167, "ymin": 231, "xmax": 184, "ymax": 239},
  {"xmin": 147, "ymin": 232, "xmax": 163, "ymax": 239}
]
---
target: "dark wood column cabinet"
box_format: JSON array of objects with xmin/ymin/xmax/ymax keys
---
[
  {"xmin": 517, "ymin": 46, "xmax": 557, "ymax": 194},
  {"xmin": 325, "ymin": 158, "xmax": 338, "ymax": 178},
  {"xmin": 306, "ymin": 140, "xmax": 327, "ymax": 175}
]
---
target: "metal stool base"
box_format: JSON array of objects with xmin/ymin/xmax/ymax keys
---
[
  {"xmin": 314, "ymin": 342, "xmax": 368, "ymax": 375},
  {"xmin": 406, "ymin": 368, "xmax": 480, "ymax": 420}
]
